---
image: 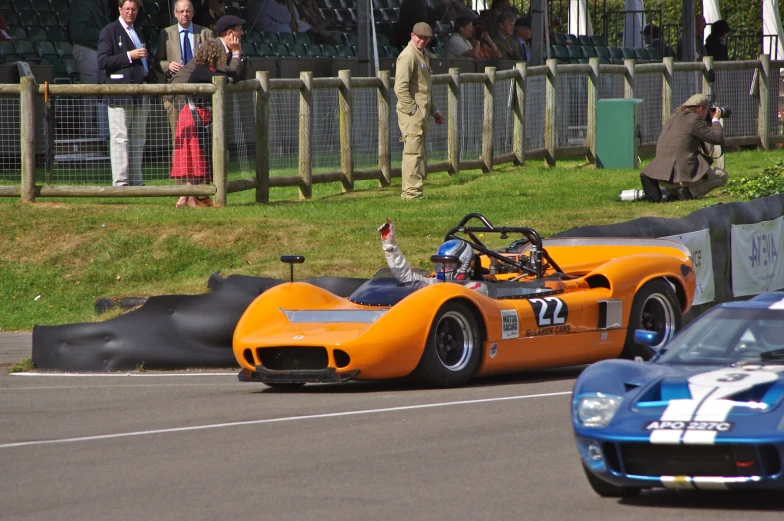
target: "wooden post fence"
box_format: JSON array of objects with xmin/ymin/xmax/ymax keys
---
[
  {"xmin": 299, "ymin": 71, "xmax": 313, "ymax": 200},
  {"xmin": 20, "ymin": 77, "xmax": 35, "ymax": 203},
  {"xmin": 211, "ymin": 75, "xmax": 227, "ymax": 207},
  {"xmin": 255, "ymin": 71, "xmax": 270, "ymax": 203}
]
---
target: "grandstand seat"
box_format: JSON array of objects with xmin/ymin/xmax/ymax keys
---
[
  {"xmin": 261, "ymin": 31, "xmax": 279, "ymax": 44},
  {"xmin": 608, "ymin": 46, "xmax": 624, "ymax": 62},
  {"xmin": 288, "ymin": 43, "xmax": 308, "ymax": 57},
  {"xmin": 270, "ymin": 43, "xmax": 293, "ymax": 57},
  {"xmin": 335, "ymin": 44, "xmax": 354, "ymax": 57},
  {"xmin": 37, "ymin": 12, "xmax": 61, "ymax": 27},
  {"xmin": 566, "ymin": 45, "xmax": 583, "ymax": 63},
  {"xmin": 255, "ymin": 42, "xmax": 273, "ymax": 57},
  {"xmin": 53, "ymin": 40, "xmax": 73, "ymax": 58},
  {"xmin": 277, "ymin": 31, "xmax": 295, "ymax": 45},
  {"xmin": 434, "ymin": 46, "xmax": 446, "ymax": 58},
  {"xmin": 381, "ymin": 7, "xmax": 398, "ymax": 21},
  {"xmin": 0, "ymin": 41, "xmax": 21, "ymax": 61},
  {"xmin": 594, "ymin": 46, "xmax": 610, "ymax": 61},
  {"xmin": 18, "ymin": 11, "xmax": 39, "ymax": 27},
  {"xmin": 11, "ymin": 0, "xmax": 34, "ymax": 12},
  {"xmin": 342, "ymin": 32, "xmax": 358, "ymax": 46},
  {"xmin": 552, "ymin": 33, "xmax": 567, "ymax": 45},
  {"xmin": 316, "ymin": 0, "xmax": 332, "ymax": 8},
  {"xmin": 31, "ymin": 0, "xmax": 52, "ymax": 9},
  {"xmin": 6, "ymin": 25, "xmax": 27, "ymax": 39},
  {"xmin": 550, "ymin": 44, "xmax": 569, "ymax": 62},
  {"xmin": 633, "ymin": 47, "xmax": 650, "ymax": 62},
  {"xmin": 305, "ymin": 44, "xmax": 323, "ymax": 57},
  {"xmin": 14, "ymin": 40, "xmax": 40, "ymax": 61},
  {"xmin": 647, "ymin": 47, "xmax": 662, "ymax": 61},
  {"xmin": 293, "ymin": 32, "xmax": 311, "ymax": 45},
  {"xmin": 375, "ymin": 34, "xmax": 389, "ymax": 47},
  {"xmin": 435, "ymin": 20, "xmax": 452, "ymax": 33},
  {"xmin": 35, "ymin": 40, "xmax": 58, "ymax": 60},
  {"xmin": 26, "ymin": 25, "xmax": 48, "ymax": 41},
  {"xmin": 581, "ymin": 46, "xmax": 597, "ymax": 58},
  {"xmin": 433, "ymin": 33, "xmax": 447, "ymax": 48},
  {"xmin": 372, "ymin": 0, "xmax": 387, "ymax": 8},
  {"xmin": 621, "ymin": 47, "xmax": 636, "ymax": 59},
  {"xmin": 320, "ymin": 8, "xmax": 337, "ymax": 23},
  {"xmin": 578, "ymin": 35, "xmax": 593, "ymax": 46},
  {"xmin": 49, "ymin": 0, "xmax": 68, "ymax": 11},
  {"xmin": 386, "ymin": 0, "xmax": 400, "ymax": 6},
  {"xmin": 246, "ymin": 31, "xmax": 263, "ymax": 43},
  {"xmin": 46, "ymin": 25, "xmax": 67, "ymax": 42},
  {"xmin": 319, "ymin": 44, "xmax": 338, "ymax": 57},
  {"xmin": 384, "ymin": 45, "xmax": 399, "ymax": 58},
  {"xmin": 241, "ymin": 41, "xmax": 257, "ymax": 56},
  {"xmin": 376, "ymin": 46, "xmax": 388, "ymax": 58},
  {"xmin": 347, "ymin": 8, "xmax": 358, "ymax": 23},
  {"xmin": 564, "ymin": 33, "xmax": 579, "ymax": 45},
  {"xmin": 343, "ymin": 0, "xmax": 356, "ymax": 8},
  {"xmin": 591, "ymin": 35, "xmax": 605, "ymax": 46},
  {"xmin": 375, "ymin": 20, "xmax": 395, "ymax": 41}
]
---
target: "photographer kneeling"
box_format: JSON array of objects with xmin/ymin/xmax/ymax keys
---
[{"xmin": 640, "ymin": 93, "xmax": 727, "ymax": 202}]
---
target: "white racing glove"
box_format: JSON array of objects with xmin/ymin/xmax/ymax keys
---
[{"xmin": 378, "ymin": 217, "xmax": 397, "ymax": 251}]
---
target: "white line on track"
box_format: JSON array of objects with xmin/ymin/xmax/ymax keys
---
[{"xmin": 0, "ymin": 391, "xmax": 571, "ymax": 450}]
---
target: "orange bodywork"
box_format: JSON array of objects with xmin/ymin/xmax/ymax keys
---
[{"xmin": 233, "ymin": 238, "xmax": 696, "ymax": 382}]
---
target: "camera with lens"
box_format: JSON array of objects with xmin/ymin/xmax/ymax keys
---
[
  {"xmin": 710, "ymin": 104, "xmax": 732, "ymax": 118},
  {"xmin": 473, "ymin": 26, "xmax": 484, "ymax": 40}
]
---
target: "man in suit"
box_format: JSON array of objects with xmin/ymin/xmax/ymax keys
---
[
  {"xmin": 155, "ymin": 0, "xmax": 214, "ymax": 139},
  {"xmin": 394, "ymin": 22, "xmax": 444, "ymax": 200},
  {"xmin": 97, "ymin": 0, "xmax": 157, "ymax": 187},
  {"xmin": 492, "ymin": 12, "xmax": 523, "ymax": 61},
  {"xmin": 640, "ymin": 93, "xmax": 727, "ymax": 202}
]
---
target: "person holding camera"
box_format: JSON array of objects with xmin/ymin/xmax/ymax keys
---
[
  {"xmin": 639, "ymin": 93, "xmax": 727, "ymax": 202},
  {"xmin": 446, "ymin": 17, "xmax": 500, "ymax": 59}
]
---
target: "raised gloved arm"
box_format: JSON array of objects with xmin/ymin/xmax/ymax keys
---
[
  {"xmin": 379, "ymin": 217, "xmax": 397, "ymax": 251},
  {"xmin": 378, "ymin": 218, "xmax": 429, "ymax": 284}
]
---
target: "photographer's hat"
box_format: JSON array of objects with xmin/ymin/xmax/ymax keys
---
[{"xmin": 682, "ymin": 93, "xmax": 709, "ymax": 107}]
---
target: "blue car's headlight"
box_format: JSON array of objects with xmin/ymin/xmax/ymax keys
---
[{"xmin": 573, "ymin": 393, "xmax": 623, "ymax": 428}]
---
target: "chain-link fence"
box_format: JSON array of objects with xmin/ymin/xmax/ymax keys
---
[{"xmin": 2, "ymin": 57, "xmax": 782, "ymax": 203}]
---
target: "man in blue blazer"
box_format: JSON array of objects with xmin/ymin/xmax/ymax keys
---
[{"xmin": 97, "ymin": 0, "xmax": 158, "ymax": 187}]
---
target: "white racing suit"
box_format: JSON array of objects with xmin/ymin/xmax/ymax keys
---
[{"xmin": 382, "ymin": 244, "xmax": 489, "ymax": 295}]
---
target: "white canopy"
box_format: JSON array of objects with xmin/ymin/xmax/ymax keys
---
[
  {"xmin": 622, "ymin": 0, "xmax": 646, "ymax": 48},
  {"xmin": 568, "ymin": 0, "xmax": 593, "ymax": 35}
]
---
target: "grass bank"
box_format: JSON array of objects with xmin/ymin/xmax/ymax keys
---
[{"xmin": 0, "ymin": 149, "xmax": 777, "ymax": 330}]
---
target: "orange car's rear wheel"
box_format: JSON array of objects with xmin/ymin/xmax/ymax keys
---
[
  {"xmin": 621, "ymin": 279, "xmax": 681, "ymax": 360},
  {"xmin": 413, "ymin": 301, "xmax": 482, "ymax": 388}
]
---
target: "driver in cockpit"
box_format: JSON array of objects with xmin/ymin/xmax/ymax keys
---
[{"xmin": 379, "ymin": 218, "xmax": 489, "ymax": 292}]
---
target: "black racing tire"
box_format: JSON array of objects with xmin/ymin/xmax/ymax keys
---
[
  {"xmin": 264, "ymin": 382, "xmax": 306, "ymax": 389},
  {"xmin": 582, "ymin": 463, "xmax": 641, "ymax": 498},
  {"xmin": 620, "ymin": 279, "xmax": 682, "ymax": 360},
  {"xmin": 412, "ymin": 301, "xmax": 483, "ymax": 388}
]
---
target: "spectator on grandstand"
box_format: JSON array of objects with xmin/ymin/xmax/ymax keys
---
[
  {"xmin": 396, "ymin": 0, "xmax": 436, "ymax": 48},
  {"xmin": 641, "ymin": 24, "xmax": 674, "ymax": 58},
  {"xmin": 705, "ymin": 19, "xmax": 731, "ymax": 61},
  {"xmin": 292, "ymin": 0, "xmax": 337, "ymax": 43},
  {"xmin": 0, "ymin": 13, "xmax": 13, "ymax": 41},
  {"xmin": 676, "ymin": 14, "xmax": 706, "ymax": 61},
  {"xmin": 170, "ymin": 40, "xmax": 229, "ymax": 208},
  {"xmin": 155, "ymin": 0, "xmax": 214, "ymax": 140},
  {"xmin": 512, "ymin": 17, "xmax": 531, "ymax": 62},
  {"xmin": 492, "ymin": 12, "xmax": 523, "ymax": 61},
  {"xmin": 194, "ymin": 0, "xmax": 225, "ymax": 33},
  {"xmin": 249, "ymin": 0, "xmax": 295, "ymax": 33},
  {"xmin": 478, "ymin": 0, "xmax": 515, "ymax": 40},
  {"xmin": 446, "ymin": 17, "xmax": 500, "ymax": 60}
]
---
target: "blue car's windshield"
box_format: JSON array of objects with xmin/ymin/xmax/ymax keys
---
[{"xmin": 655, "ymin": 307, "xmax": 784, "ymax": 365}]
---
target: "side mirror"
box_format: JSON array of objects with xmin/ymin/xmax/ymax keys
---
[{"xmin": 281, "ymin": 255, "xmax": 305, "ymax": 283}]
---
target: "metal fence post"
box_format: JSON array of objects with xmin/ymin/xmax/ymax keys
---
[
  {"xmin": 255, "ymin": 71, "xmax": 270, "ymax": 203},
  {"xmin": 545, "ymin": 58, "xmax": 557, "ymax": 166},
  {"xmin": 211, "ymin": 75, "xmax": 227, "ymax": 207},
  {"xmin": 513, "ymin": 62, "xmax": 526, "ymax": 165},
  {"xmin": 299, "ymin": 71, "xmax": 313, "ymax": 200},
  {"xmin": 338, "ymin": 69, "xmax": 354, "ymax": 192},
  {"xmin": 481, "ymin": 66, "xmax": 496, "ymax": 172},
  {"xmin": 377, "ymin": 70, "xmax": 391, "ymax": 187},
  {"xmin": 586, "ymin": 57, "xmax": 599, "ymax": 163},
  {"xmin": 20, "ymin": 77, "xmax": 36, "ymax": 203},
  {"xmin": 758, "ymin": 54, "xmax": 770, "ymax": 151},
  {"xmin": 662, "ymin": 56, "xmax": 673, "ymax": 126},
  {"xmin": 448, "ymin": 67, "xmax": 461, "ymax": 174}
]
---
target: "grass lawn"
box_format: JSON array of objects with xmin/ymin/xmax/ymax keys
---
[{"xmin": 0, "ymin": 148, "xmax": 779, "ymax": 331}]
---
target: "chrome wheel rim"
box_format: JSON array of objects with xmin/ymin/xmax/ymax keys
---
[
  {"xmin": 640, "ymin": 293, "xmax": 676, "ymax": 349},
  {"xmin": 434, "ymin": 311, "xmax": 474, "ymax": 372}
]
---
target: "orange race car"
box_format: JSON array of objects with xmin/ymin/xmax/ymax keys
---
[{"xmin": 233, "ymin": 213, "xmax": 696, "ymax": 388}]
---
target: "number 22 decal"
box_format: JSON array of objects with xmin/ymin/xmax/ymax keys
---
[{"xmin": 529, "ymin": 297, "xmax": 568, "ymax": 326}]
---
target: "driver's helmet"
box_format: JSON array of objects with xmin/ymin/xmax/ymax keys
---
[
  {"xmin": 434, "ymin": 239, "xmax": 474, "ymax": 281},
  {"xmin": 756, "ymin": 319, "xmax": 784, "ymax": 347}
]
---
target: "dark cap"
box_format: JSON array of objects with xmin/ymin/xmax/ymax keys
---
[
  {"xmin": 412, "ymin": 22, "xmax": 434, "ymax": 37},
  {"xmin": 711, "ymin": 19, "xmax": 731, "ymax": 35},
  {"xmin": 216, "ymin": 15, "xmax": 246, "ymax": 34},
  {"xmin": 515, "ymin": 17, "xmax": 531, "ymax": 28},
  {"xmin": 641, "ymin": 24, "xmax": 661, "ymax": 38}
]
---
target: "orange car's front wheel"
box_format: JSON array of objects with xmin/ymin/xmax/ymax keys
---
[{"xmin": 412, "ymin": 301, "xmax": 483, "ymax": 388}]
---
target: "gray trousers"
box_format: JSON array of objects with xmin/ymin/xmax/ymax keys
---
[{"xmin": 108, "ymin": 98, "xmax": 150, "ymax": 186}]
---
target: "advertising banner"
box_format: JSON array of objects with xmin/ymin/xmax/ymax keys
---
[
  {"xmin": 731, "ymin": 217, "xmax": 784, "ymax": 297},
  {"xmin": 664, "ymin": 229, "xmax": 715, "ymax": 305}
]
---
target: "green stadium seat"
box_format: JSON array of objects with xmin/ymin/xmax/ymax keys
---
[
  {"xmin": 316, "ymin": 0, "xmax": 332, "ymax": 8},
  {"xmin": 288, "ymin": 43, "xmax": 308, "ymax": 57},
  {"xmin": 26, "ymin": 25, "xmax": 48, "ymax": 41},
  {"xmin": 581, "ymin": 45, "xmax": 597, "ymax": 58},
  {"xmin": 384, "ymin": 45, "xmax": 399, "ymax": 58},
  {"xmin": 255, "ymin": 42, "xmax": 273, "ymax": 56},
  {"xmin": 6, "ymin": 25, "xmax": 27, "ymax": 39},
  {"xmin": 621, "ymin": 47, "xmax": 636, "ymax": 59},
  {"xmin": 343, "ymin": 32, "xmax": 358, "ymax": 46},
  {"xmin": 320, "ymin": 44, "xmax": 338, "ymax": 57},
  {"xmin": 241, "ymin": 41, "xmax": 257, "ymax": 56},
  {"xmin": 595, "ymin": 46, "xmax": 610, "ymax": 60},
  {"xmin": 277, "ymin": 32, "xmax": 295, "ymax": 45},
  {"xmin": 434, "ymin": 46, "xmax": 446, "ymax": 58},
  {"xmin": 246, "ymin": 31, "xmax": 263, "ymax": 44},
  {"xmin": 381, "ymin": 7, "xmax": 398, "ymax": 20},
  {"xmin": 0, "ymin": 41, "xmax": 21, "ymax": 61},
  {"xmin": 35, "ymin": 40, "xmax": 58, "ymax": 60},
  {"xmin": 375, "ymin": 33, "xmax": 390, "ymax": 47},
  {"xmin": 305, "ymin": 44, "xmax": 323, "ymax": 57},
  {"xmin": 552, "ymin": 33, "xmax": 567, "ymax": 45},
  {"xmin": 31, "ymin": 0, "xmax": 52, "ymax": 10},
  {"xmin": 376, "ymin": 46, "xmax": 388, "ymax": 58},
  {"xmin": 46, "ymin": 26, "xmax": 67, "ymax": 42},
  {"xmin": 591, "ymin": 35, "xmax": 605, "ymax": 46},
  {"xmin": 14, "ymin": 40, "xmax": 40, "ymax": 61},
  {"xmin": 270, "ymin": 43, "xmax": 292, "ymax": 57},
  {"xmin": 53, "ymin": 40, "xmax": 73, "ymax": 58},
  {"xmin": 564, "ymin": 33, "xmax": 579, "ymax": 45},
  {"xmin": 647, "ymin": 47, "xmax": 662, "ymax": 61},
  {"xmin": 387, "ymin": 0, "xmax": 400, "ymax": 6},
  {"xmin": 11, "ymin": 0, "xmax": 34, "ymax": 12},
  {"xmin": 566, "ymin": 45, "xmax": 583, "ymax": 62},
  {"xmin": 434, "ymin": 33, "xmax": 447, "ymax": 48},
  {"xmin": 37, "ymin": 12, "xmax": 60, "ymax": 26},
  {"xmin": 551, "ymin": 44, "xmax": 569, "ymax": 63},
  {"xmin": 2, "ymin": 11, "xmax": 20, "ymax": 26},
  {"xmin": 293, "ymin": 32, "xmax": 311, "ymax": 45},
  {"xmin": 372, "ymin": 0, "xmax": 387, "ymax": 8},
  {"xmin": 633, "ymin": 47, "xmax": 649, "ymax": 62},
  {"xmin": 335, "ymin": 44, "xmax": 354, "ymax": 57},
  {"xmin": 261, "ymin": 31, "xmax": 279, "ymax": 44},
  {"xmin": 578, "ymin": 35, "xmax": 593, "ymax": 46},
  {"xmin": 608, "ymin": 46, "xmax": 624, "ymax": 62},
  {"xmin": 18, "ymin": 11, "xmax": 39, "ymax": 27},
  {"xmin": 49, "ymin": 0, "xmax": 68, "ymax": 9}
]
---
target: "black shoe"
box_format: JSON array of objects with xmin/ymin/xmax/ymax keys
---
[{"xmin": 677, "ymin": 188, "xmax": 694, "ymax": 200}]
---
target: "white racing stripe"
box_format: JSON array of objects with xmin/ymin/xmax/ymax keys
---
[{"xmin": 0, "ymin": 390, "xmax": 571, "ymax": 450}]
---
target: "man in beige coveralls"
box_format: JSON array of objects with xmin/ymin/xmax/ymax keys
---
[{"xmin": 394, "ymin": 22, "xmax": 445, "ymax": 200}]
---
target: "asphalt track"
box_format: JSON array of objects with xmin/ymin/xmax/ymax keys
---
[{"xmin": 1, "ymin": 333, "xmax": 783, "ymax": 520}]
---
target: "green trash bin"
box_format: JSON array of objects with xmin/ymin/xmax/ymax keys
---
[{"xmin": 596, "ymin": 98, "xmax": 642, "ymax": 169}]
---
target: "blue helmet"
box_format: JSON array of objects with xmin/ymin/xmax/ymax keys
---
[{"xmin": 434, "ymin": 239, "xmax": 474, "ymax": 281}]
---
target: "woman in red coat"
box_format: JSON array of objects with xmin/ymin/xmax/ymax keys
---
[{"xmin": 171, "ymin": 39, "xmax": 230, "ymax": 207}]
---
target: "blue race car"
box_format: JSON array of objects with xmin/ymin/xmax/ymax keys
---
[{"xmin": 572, "ymin": 292, "xmax": 784, "ymax": 497}]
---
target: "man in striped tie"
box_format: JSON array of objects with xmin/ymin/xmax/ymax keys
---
[
  {"xmin": 155, "ymin": 0, "xmax": 214, "ymax": 141},
  {"xmin": 98, "ymin": 0, "xmax": 158, "ymax": 187}
]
